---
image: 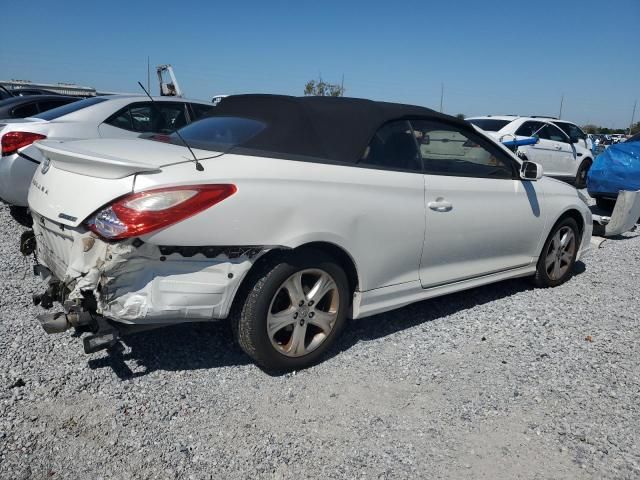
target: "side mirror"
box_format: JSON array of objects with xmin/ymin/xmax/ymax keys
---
[
  {"xmin": 421, "ymin": 134, "xmax": 430, "ymax": 145},
  {"xmin": 520, "ymin": 161, "xmax": 544, "ymax": 181}
]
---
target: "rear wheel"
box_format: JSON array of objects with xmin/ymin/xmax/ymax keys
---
[
  {"xmin": 234, "ymin": 249, "xmax": 349, "ymax": 370},
  {"xmin": 574, "ymin": 159, "xmax": 592, "ymax": 189},
  {"xmin": 533, "ymin": 217, "xmax": 579, "ymax": 288}
]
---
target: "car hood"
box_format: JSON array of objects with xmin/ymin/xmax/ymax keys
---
[{"xmin": 35, "ymin": 138, "xmax": 220, "ymax": 179}]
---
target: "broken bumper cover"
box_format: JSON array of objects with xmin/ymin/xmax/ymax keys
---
[
  {"xmin": 576, "ymin": 208, "xmax": 593, "ymax": 261},
  {"xmin": 31, "ymin": 214, "xmax": 261, "ymax": 325}
]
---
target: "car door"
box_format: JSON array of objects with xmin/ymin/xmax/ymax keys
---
[
  {"xmin": 542, "ymin": 123, "xmax": 576, "ymax": 176},
  {"xmin": 514, "ymin": 121, "xmax": 551, "ymax": 169},
  {"xmin": 356, "ymin": 120, "xmax": 426, "ymax": 287},
  {"xmin": 412, "ymin": 119, "xmax": 546, "ymax": 288}
]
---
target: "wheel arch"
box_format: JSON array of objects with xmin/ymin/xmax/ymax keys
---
[
  {"xmin": 546, "ymin": 208, "xmax": 585, "ymax": 243},
  {"xmin": 229, "ymin": 241, "xmax": 360, "ymax": 317}
]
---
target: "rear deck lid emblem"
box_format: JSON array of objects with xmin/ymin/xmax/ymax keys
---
[{"xmin": 41, "ymin": 157, "xmax": 51, "ymax": 174}]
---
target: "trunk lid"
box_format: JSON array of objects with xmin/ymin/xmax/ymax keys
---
[
  {"xmin": 29, "ymin": 138, "xmax": 210, "ymax": 227},
  {"xmin": 34, "ymin": 138, "xmax": 200, "ymax": 178}
]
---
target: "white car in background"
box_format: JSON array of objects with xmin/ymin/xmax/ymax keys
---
[
  {"xmin": 0, "ymin": 95, "xmax": 214, "ymax": 215},
  {"xmin": 467, "ymin": 116, "xmax": 594, "ymax": 188},
  {"xmin": 24, "ymin": 95, "xmax": 592, "ymax": 370}
]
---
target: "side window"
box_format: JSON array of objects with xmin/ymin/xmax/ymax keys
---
[
  {"xmin": 37, "ymin": 99, "xmax": 74, "ymax": 112},
  {"xmin": 11, "ymin": 102, "xmax": 39, "ymax": 118},
  {"xmin": 564, "ymin": 123, "xmax": 585, "ymax": 141},
  {"xmin": 105, "ymin": 103, "xmax": 186, "ymax": 133},
  {"xmin": 545, "ymin": 124, "xmax": 569, "ymax": 143},
  {"xmin": 412, "ymin": 120, "xmax": 515, "ymax": 179},
  {"xmin": 359, "ymin": 120, "xmax": 421, "ymax": 172},
  {"xmin": 129, "ymin": 104, "xmax": 153, "ymax": 132},
  {"xmin": 515, "ymin": 121, "xmax": 545, "ymax": 138},
  {"xmin": 155, "ymin": 103, "xmax": 187, "ymax": 133},
  {"xmin": 105, "ymin": 107, "xmax": 134, "ymax": 130},
  {"xmin": 190, "ymin": 103, "xmax": 214, "ymax": 120}
]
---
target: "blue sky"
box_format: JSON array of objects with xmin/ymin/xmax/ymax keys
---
[{"xmin": 2, "ymin": 0, "xmax": 638, "ymax": 128}]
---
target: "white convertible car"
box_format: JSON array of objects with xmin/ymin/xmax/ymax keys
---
[{"xmin": 24, "ymin": 95, "xmax": 592, "ymax": 370}]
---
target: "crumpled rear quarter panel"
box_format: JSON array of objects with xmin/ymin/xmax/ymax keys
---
[{"xmin": 32, "ymin": 216, "xmax": 254, "ymax": 324}]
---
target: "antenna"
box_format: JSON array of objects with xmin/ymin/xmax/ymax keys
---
[{"xmin": 137, "ymin": 81, "xmax": 204, "ymax": 171}]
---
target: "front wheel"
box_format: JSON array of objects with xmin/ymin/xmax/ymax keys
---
[
  {"xmin": 574, "ymin": 159, "xmax": 592, "ymax": 189},
  {"xmin": 234, "ymin": 249, "xmax": 349, "ymax": 370},
  {"xmin": 533, "ymin": 217, "xmax": 580, "ymax": 288}
]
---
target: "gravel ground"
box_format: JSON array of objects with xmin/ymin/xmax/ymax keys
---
[{"xmin": 0, "ymin": 202, "xmax": 639, "ymax": 480}]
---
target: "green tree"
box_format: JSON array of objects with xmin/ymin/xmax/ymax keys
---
[
  {"xmin": 304, "ymin": 76, "xmax": 345, "ymax": 97},
  {"xmin": 455, "ymin": 113, "xmax": 465, "ymax": 120},
  {"xmin": 582, "ymin": 124, "xmax": 599, "ymax": 134}
]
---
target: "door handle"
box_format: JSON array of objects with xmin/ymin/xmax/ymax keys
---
[
  {"xmin": 428, "ymin": 200, "xmax": 453, "ymax": 212},
  {"xmin": 554, "ymin": 145, "xmax": 562, "ymax": 150}
]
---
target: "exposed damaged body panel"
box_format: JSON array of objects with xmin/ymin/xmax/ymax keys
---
[{"xmin": 32, "ymin": 213, "xmax": 264, "ymax": 324}]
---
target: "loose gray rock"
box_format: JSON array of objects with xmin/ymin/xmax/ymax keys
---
[{"xmin": 0, "ymin": 201, "xmax": 638, "ymax": 479}]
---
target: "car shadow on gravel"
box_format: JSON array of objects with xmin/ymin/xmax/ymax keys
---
[
  {"xmin": 324, "ymin": 261, "xmax": 587, "ymax": 364},
  {"xmin": 88, "ymin": 262, "xmax": 586, "ymax": 379},
  {"xmin": 87, "ymin": 321, "xmax": 251, "ymax": 379}
]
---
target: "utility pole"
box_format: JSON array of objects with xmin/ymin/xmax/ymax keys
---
[
  {"xmin": 558, "ymin": 94, "xmax": 564, "ymax": 119},
  {"xmin": 147, "ymin": 56, "xmax": 150, "ymax": 93},
  {"xmin": 630, "ymin": 99, "xmax": 637, "ymax": 135},
  {"xmin": 341, "ymin": 74, "xmax": 344, "ymax": 96},
  {"xmin": 440, "ymin": 83, "xmax": 444, "ymax": 113}
]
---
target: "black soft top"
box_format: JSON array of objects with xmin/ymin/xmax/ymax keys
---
[{"xmin": 208, "ymin": 94, "xmax": 471, "ymax": 163}]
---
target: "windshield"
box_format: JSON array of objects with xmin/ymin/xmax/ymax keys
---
[
  {"xmin": 33, "ymin": 97, "xmax": 108, "ymax": 120},
  {"xmin": 468, "ymin": 119, "xmax": 513, "ymax": 132},
  {"xmin": 170, "ymin": 116, "xmax": 266, "ymax": 152}
]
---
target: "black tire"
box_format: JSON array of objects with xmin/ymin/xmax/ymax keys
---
[
  {"xmin": 9, "ymin": 206, "xmax": 33, "ymax": 227},
  {"xmin": 234, "ymin": 249, "xmax": 349, "ymax": 370},
  {"xmin": 574, "ymin": 159, "xmax": 592, "ymax": 189},
  {"xmin": 533, "ymin": 217, "xmax": 580, "ymax": 288}
]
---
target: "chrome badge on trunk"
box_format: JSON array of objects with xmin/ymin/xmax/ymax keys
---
[{"xmin": 41, "ymin": 157, "xmax": 51, "ymax": 174}]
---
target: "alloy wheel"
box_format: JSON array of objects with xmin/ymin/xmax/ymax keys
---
[
  {"xmin": 267, "ymin": 269, "xmax": 340, "ymax": 357},
  {"xmin": 544, "ymin": 226, "xmax": 576, "ymax": 281}
]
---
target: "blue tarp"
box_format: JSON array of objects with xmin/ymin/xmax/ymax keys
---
[
  {"xmin": 501, "ymin": 137, "xmax": 538, "ymax": 148},
  {"xmin": 587, "ymin": 141, "xmax": 640, "ymax": 196}
]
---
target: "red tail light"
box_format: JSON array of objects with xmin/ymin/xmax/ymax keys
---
[
  {"xmin": 86, "ymin": 184, "xmax": 237, "ymax": 240},
  {"xmin": 1, "ymin": 132, "xmax": 47, "ymax": 156}
]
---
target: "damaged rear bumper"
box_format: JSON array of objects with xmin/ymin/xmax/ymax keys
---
[{"xmin": 29, "ymin": 213, "xmax": 263, "ymax": 326}]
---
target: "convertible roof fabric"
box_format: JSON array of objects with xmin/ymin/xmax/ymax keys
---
[{"xmin": 208, "ymin": 94, "xmax": 470, "ymax": 163}]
